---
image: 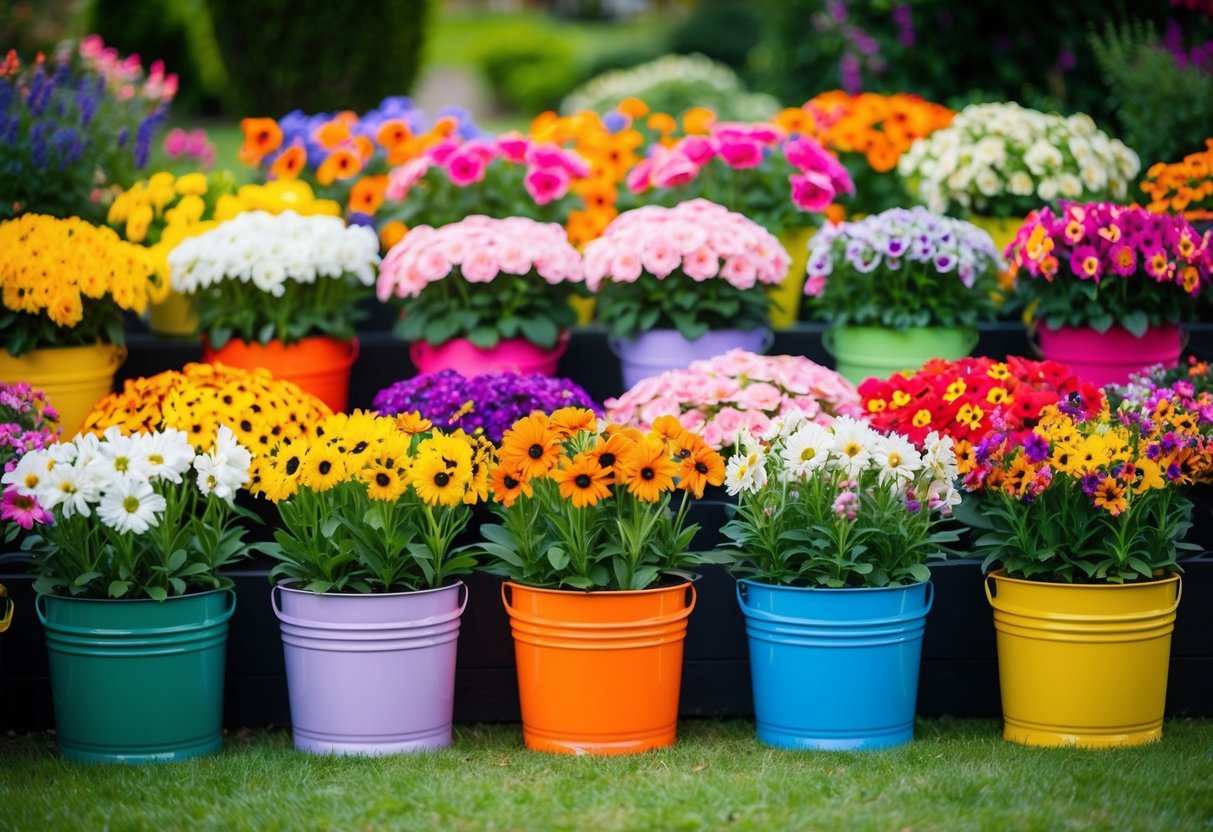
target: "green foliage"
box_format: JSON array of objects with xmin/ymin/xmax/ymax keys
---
[
  {"xmin": 259, "ymin": 483, "xmax": 475, "ymax": 594},
  {"xmin": 957, "ymin": 483, "xmax": 1196, "ymax": 584},
  {"xmin": 1090, "ymin": 19, "xmax": 1213, "ymax": 168},
  {"xmin": 471, "ymin": 21, "xmax": 581, "ymax": 113},
  {"xmin": 203, "ymin": 0, "xmax": 428, "ymax": 114},
  {"xmin": 666, "ymin": 0, "xmax": 763, "ymax": 76},
  {"xmin": 597, "ymin": 272, "xmax": 771, "ymax": 342},
  {"xmin": 193, "ymin": 276, "xmax": 370, "ymax": 349},
  {"xmin": 0, "ymin": 300, "xmax": 126, "ymax": 359},
  {"xmin": 395, "ymin": 272, "xmax": 579, "ymax": 350}
]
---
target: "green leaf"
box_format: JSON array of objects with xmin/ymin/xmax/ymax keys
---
[
  {"xmin": 146, "ymin": 585, "xmax": 169, "ymax": 602},
  {"xmin": 547, "ymin": 547, "xmax": 570, "ymax": 570},
  {"xmin": 107, "ymin": 580, "xmax": 131, "ymax": 598},
  {"xmin": 908, "ymin": 563, "xmax": 931, "ymax": 583},
  {"xmin": 1119, "ymin": 310, "xmax": 1149, "ymax": 338}
]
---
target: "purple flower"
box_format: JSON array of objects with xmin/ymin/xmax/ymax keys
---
[
  {"xmin": 373, "ymin": 371, "xmax": 601, "ymax": 443},
  {"xmin": 1023, "ymin": 433, "xmax": 1048, "ymax": 463},
  {"xmin": 603, "ymin": 111, "xmax": 629, "ymax": 133}
]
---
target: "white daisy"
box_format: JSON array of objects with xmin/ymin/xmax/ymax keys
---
[
  {"xmin": 872, "ymin": 433, "xmax": 923, "ymax": 487},
  {"xmin": 194, "ymin": 426, "xmax": 252, "ymax": 501},
  {"xmin": 97, "ymin": 477, "xmax": 166, "ymax": 535},
  {"xmin": 830, "ymin": 416, "xmax": 875, "ymax": 478},
  {"xmin": 36, "ymin": 461, "xmax": 98, "ymax": 519},
  {"xmin": 2, "ymin": 449, "xmax": 54, "ymax": 496},
  {"xmin": 87, "ymin": 426, "xmax": 151, "ymax": 483},
  {"xmin": 139, "ymin": 429, "xmax": 195, "ymax": 484},
  {"xmin": 920, "ymin": 431, "xmax": 959, "ymax": 481},
  {"xmin": 724, "ymin": 448, "xmax": 768, "ymax": 497},
  {"xmin": 780, "ymin": 422, "xmax": 832, "ymax": 480}
]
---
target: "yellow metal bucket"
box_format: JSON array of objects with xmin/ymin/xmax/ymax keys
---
[
  {"xmin": 770, "ymin": 227, "xmax": 815, "ymax": 329},
  {"xmin": 0, "ymin": 343, "xmax": 125, "ymax": 436},
  {"xmin": 985, "ymin": 570, "xmax": 1181, "ymax": 748}
]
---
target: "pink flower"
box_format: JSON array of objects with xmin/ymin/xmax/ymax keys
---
[
  {"xmin": 611, "ymin": 251, "xmax": 644, "ymax": 283},
  {"xmin": 385, "ymin": 157, "xmax": 431, "ymax": 200},
  {"xmin": 742, "ymin": 410, "xmax": 772, "ymax": 437},
  {"xmin": 679, "ymin": 409, "xmax": 707, "ymax": 434},
  {"xmin": 445, "ymin": 148, "xmax": 489, "ymax": 187},
  {"xmin": 683, "ymin": 245, "xmax": 720, "ymax": 282},
  {"xmin": 738, "ymin": 382, "xmax": 784, "ymax": 412},
  {"xmin": 1068, "ymin": 245, "xmax": 1101, "ymax": 281},
  {"xmin": 678, "ymin": 135, "xmax": 717, "ymax": 166},
  {"xmin": 641, "ymin": 238, "xmax": 681, "ymax": 278},
  {"xmin": 717, "ymin": 138, "xmax": 765, "ymax": 169},
  {"xmin": 415, "ymin": 244, "xmax": 454, "ymax": 284},
  {"xmin": 789, "ymin": 171, "xmax": 835, "ymax": 212},
  {"xmin": 1, "ymin": 487, "xmax": 51, "ymax": 530},
  {"xmin": 651, "ymin": 149, "xmax": 700, "ymax": 188},
  {"xmin": 1109, "ymin": 243, "xmax": 1137, "ymax": 277},
  {"xmin": 626, "ymin": 158, "xmax": 654, "ymax": 193},
  {"xmin": 804, "ymin": 273, "xmax": 828, "ymax": 297},
  {"xmin": 79, "ymin": 34, "xmax": 104, "ymax": 59},
  {"xmin": 496, "ymin": 131, "xmax": 530, "ymax": 163},
  {"xmin": 460, "ymin": 248, "xmax": 500, "ymax": 283},
  {"xmin": 426, "ymin": 139, "xmax": 459, "ymax": 166},
  {"xmin": 784, "ymin": 136, "xmax": 834, "ymax": 173},
  {"xmin": 524, "ymin": 167, "xmax": 571, "ymax": 205},
  {"xmin": 721, "ymin": 254, "xmax": 758, "ymax": 289},
  {"xmin": 709, "ymin": 407, "xmax": 746, "ymax": 445}
]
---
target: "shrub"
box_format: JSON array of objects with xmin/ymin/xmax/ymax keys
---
[
  {"xmin": 203, "ymin": 0, "xmax": 427, "ymax": 114},
  {"xmin": 472, "ymin": 22, "xmax": 581, "ymax": 113},
  {"xmin": 666, "ymin": 0, "xmax": 763, "ymax": 75}
]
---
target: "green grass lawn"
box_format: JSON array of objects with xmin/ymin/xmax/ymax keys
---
[{"xmin": 2, "ymin": 718, "xmax": 1212, "ymax": 831}]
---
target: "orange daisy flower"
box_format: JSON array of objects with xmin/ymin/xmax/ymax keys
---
[
  {"xmin": 489, "ymin": 462, "xmax": 533, "ymax": 508},
  {"xmin": 499, "ymin": 414, "xmax": 562, "ymax": 480},
  {"xmin": 678, "ymin": 446, "xmax": 725, "ymax": 498},
  {"xmin": 238, "ymin": 117, "xmax": 283, "ymax": 165},
  {"xmin": 550, "ymin": 407, "xmax": 597, "ymax": 438},
  {"xmin": 551, "ymin": 453, "xmax": 612, "ymax": 508},
  {"xmin": 619, "ymin": 439, "xmax": 678, "ymax": 502}
]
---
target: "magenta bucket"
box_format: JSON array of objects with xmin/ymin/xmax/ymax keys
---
[
  {"xmin": 1037, "ymin": 324, "xmax": 1182, "ymax": 387},
  {"xmin": 410, "ymin": 334, "xmax": 568, "ymax": 377},
  {"xmin": 610, "ymin": 328, "xmax": 773, "ymax": 390},
  {"xmin": 272, "ymin": 581, "xmax": 467, "ymax": 755}
]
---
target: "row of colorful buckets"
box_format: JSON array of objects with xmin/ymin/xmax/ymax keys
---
[{"xmin": 30, "ymin": 570, "xmax": 1182, "ymax": 762}]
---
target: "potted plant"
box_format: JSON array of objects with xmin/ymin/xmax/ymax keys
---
[
  {"xmin": 803, "ymin": 206, "xmax": 1004, "ymax": 384},
  {"xmin": 251, "ymin": 410, "xmax": 492, "ymax": 754},
  {"xmin": 108, "ymin": 172, "xmax": 342, "ymax": 336},
  {"xmin": 0, "ymin": 36, "xmax": 175, "ymax": 224},
  {"xmin": 719, "ymin": 415, "xmax": 961, "ymax": 750},
  {"xmin": 480, "ymin": 408, "xmax": 726, "ymax": 754},
  {"xmin": 377, "ymin": 215, "xmax": 585, "ymax": 377},
  {"xmin": 605, "ymin": 349, "xmax": 862, "ymax": 451},
  {"xmin": 167, "ymin": 210, "xmax": 381, "ymax": 412},
  {"xmin": 624, "ymin": 116, "xmax": 853, "ymax": 325},
  {"xmin": 897, "ymin": 101, "xmax": 1141, "ymax": 250},
  {"xmin": 584, "ymin": 199, "xmax": 790, "ymax": 390},
  {"xmin": 0, "ymin": 214, "xmax": 156, "ymax": 433},
  {"xmin": 5, "ymin": 426, "xmax": 252, "ymax": 762},
  {"xmin": 373, "ymin": 369, "xmax": 600, "ymax": 443},
  {"xmin": 959, "ymin": 400, "xmax": 1204, "ymax": 747},
  {"xmin": 1006, "ymin": 201, "xmax": 1211, "ymax": 386}
]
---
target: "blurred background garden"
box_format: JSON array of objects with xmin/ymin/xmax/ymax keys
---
[{"xmin": 8, "ymin": 0, "xmax": 1212, "ymax": 179}]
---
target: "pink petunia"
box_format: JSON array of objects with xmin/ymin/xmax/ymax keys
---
[
  {"xmin": 1, "ymin": 487, "xmax": 51, "ymax": 530},
  {"xmin": 789, "ymin": 171, "xmax": 835, "ymax": 212},
  {"xmin": 524, "ymin": 167, "xmax": 571, "ymax": 205},
  {"xmin": 445, "ymin": 148, "xmax": 489, "ymax": 187},
  {"xmin": 717, "ymin": 138, "xmax": 765, "ymax": 170}
]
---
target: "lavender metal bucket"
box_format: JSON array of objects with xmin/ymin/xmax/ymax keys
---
[
  {"xmin": 610, "ymin": 327, "xmax": 774, "ymax": 390},
  {"xmin": 272, "ymin": 581, "xmax": 467, "ymax": 755}
]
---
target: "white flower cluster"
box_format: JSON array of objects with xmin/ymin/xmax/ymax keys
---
[
  {"xmin": 725, "ymin": 414, "xmax": 961, "ymax": 513},
  {"xmin": 2, "ymin": 426, "xmax": 251, "ymax": 535},
  {"xmin": 898, "ymin": 102, "xmax": 1140, "ymax": 214},
  {"xmin": 168, "ymin": 211, "xmax": 381, "ymax": 297},
  {"xmin": 560, "ymin": 53, "xmax": 780, "ymax": 121}
]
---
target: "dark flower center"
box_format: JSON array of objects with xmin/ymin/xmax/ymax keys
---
[
  {"xmin": 240, "ymin": 420, "xmax": 252, "ymax": 433},
  {"xmin": 351, "ymin": 441, "xmax": 368, "ymax": 454},
  {"xmin": 376, "ymin": 473, "xmax": 391, "ymax": 487},
  {"xmin": 575, "ymin": 474, "xmax": 591, "ymax": 488},
  {"xmin": 599, "ymin": 453, "xmax": 615, "ymax": 467},
  {"xmin": 504, "ymin": 475, "xmax": 519, "ymax": 489},
  {"xmin": 528, "ymin": 444, "xmax": 544, "ymax": 460},
  {"xmin": 285, "ymin": 457, "xmax": 300, "ymax": 475},
  {"xmin": 434, "ymin": 472, "xmax": 450, "ymax": 486},
  {"xmin": 641, "ymin": 468, "xmax": 655, "ymax": 481},
  {"xmin": 318, "ymin": 461, "xmax": 332, "ymax": 475},
  {"xmin": 695, "ymin": 462, "xmax": 709, "ymax": 474}
]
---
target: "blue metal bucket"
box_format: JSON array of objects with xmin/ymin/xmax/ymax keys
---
[{"xmin": 737, "ymin": 578, "xmax": 933, "ymax": 751}]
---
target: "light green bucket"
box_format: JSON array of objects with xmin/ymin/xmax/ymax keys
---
[
  {"xmin": 37, "ymin": 589, "xmax": 235, "ymax": 763},
  {"xmin": 823, "ymin": 326, "xmax": 979, "ymax": 385}
]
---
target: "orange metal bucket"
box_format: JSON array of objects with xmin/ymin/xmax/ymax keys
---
[
  {"xmin": 202, "ymin": 336, "xmax": 356, "ymax": 413},
  {"xmin": 502, "ymin": 580, "xmax": 696, "ymax": 755}
]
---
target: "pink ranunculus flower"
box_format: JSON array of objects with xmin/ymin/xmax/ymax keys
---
[
  {"xmin": 460, "ymin": 248, "xmax": 500, "ymax": 283},
  {"xmin": 709, "ymin": 407, "xmax": 746, "ymax": 446},
  {"xmin": 717, "ymin": 138, "xmax": 765, "ymax": 170},
  {"xmin": 738, "ymin": 382, "xmax": 784, "ymax": 412},
  {"xmin": 385, "ymin": 157, "xmax": 432, "ymax": 201},
  {"xmin": 721, "ymin": 254, "xmax": 758, "ymax": 290},
  {"xmin": 651, "ymin": 149, "xmax": 700, "ymax": 189},
  {"xmin": 524, "ymin": 167, "xmax": 571, "ymax": 205},
  {"xmin": 683, "ymin": 245, "xmax": 720, "ymax": 282},
  {"xmin": 610, "ymin": 251, "xmax": 644, "ymax": 284},
  {"xmin": 641, "ymin": 237, "xmax": 681, "ymax": 278},
  {"xmin": 789, "ymin": 170, "xmax": 835, "ymax": 212}
]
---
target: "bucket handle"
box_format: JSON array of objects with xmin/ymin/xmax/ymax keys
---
[
  {"xmin": 984, "ymin": 575, "xmax": 1182, "ymax": 619},
  {"xmin": 0, "ymin": 594, "xmax": 12, "ymax": 633},
  {"xmin": 501, "ymin": 582, "xmax": 696, "ymax": 630},
  {"xmin": 271, "ymin": 583, "xmax": 468, "ymax": 630},
  {"xmin": 736, "ymin": 580, "xmax": 933, "ymax": 627},
  {"xmin": 35, "ymin": 589, "xmax": 236, "ymax": 633}
]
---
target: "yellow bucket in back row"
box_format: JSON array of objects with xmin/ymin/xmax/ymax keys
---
[{"xmin": 985, "ymin": 570, "xmax": 1181, "ymax": 748}]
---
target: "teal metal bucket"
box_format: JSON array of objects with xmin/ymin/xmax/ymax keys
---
[
  {"xmin": 823, "ymin": 326, "xmax": 978, "ymax": 385},
  {"xmin": 737, "ymin": 579, "xmax": 933, "ymax": 750},
  {"xmin": 37, "ymin": 589, "xmax": 236, "ymax": 763}
]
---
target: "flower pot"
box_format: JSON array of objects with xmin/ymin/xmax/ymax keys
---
[
  {"xmin": 0, "ymin": 343, "xmax": 125, "ymax": 435},
  {"xmin": 0, "ymin": 586, "xmax": 11, "ymax": 633},
  {"xmin": 147, "ymin": 289, "xmax": 198, "ymax": 338},
  {"xmin": 202, "ymin": 336, "xmax": 357, "ymax": 413},
  {"xmin": 610, "ymin": 328, "xmax": 773, "ymax": 391},
  {"xmin": 272, "ymin": 581, "xmax": 467, "ymax": 755},
  {"xmin": 501, "ymin": 580, "xmax": 696, "ymax": 755},
  {"xmin": 985, "ymin": 570, "xmax": 1181, "ymax": 748},
  {"xmin": 736, "ymin": 578, "xmax": 932, "ymax": 751},
  {"xmin": 771, "ymin": 227, "xmax": 815, "ymax": 329},
  {"xmin": 823, "ymin": 325, "xmax": 978, "ymax": 385},
  {"xmin": 1036, "ymin": 324, "xmax": 1182, "ymax": 388},
  {"xmin": 410, "ymin": 334, "xmax": 569, "ymax": 378},
  {"xmin": 35, "ymin": 588, "xmax": 235, "ymax": 763}
]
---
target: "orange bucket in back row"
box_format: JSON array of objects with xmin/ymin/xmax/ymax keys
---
[
  {"xmin": 202, "ymin": 336, "xmax": 357, "ymax": 413},
  {"xmin": 502, "ymin": 581, "xmax": 696, "ymax": 756}
]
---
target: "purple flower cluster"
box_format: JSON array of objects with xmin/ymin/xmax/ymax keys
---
[
  {"xmin": 372, "ymin": 370, "xmax": 601, "ymax": 443},
  {"xmin": 0, "ymin": 382, "xmax": 59, "ymax": 474}
]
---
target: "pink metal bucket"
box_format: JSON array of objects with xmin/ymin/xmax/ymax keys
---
[
  {"xmin": 272, "ymin": 581, "xmax": 467, "ymax": 755},
  {"xmin": 409, "ymin": 334, "xmax": 568, "ymax": 378},
  {"xmin": 1037, "ymin": 324, "xmax": 1182, "ymax": 387}
]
